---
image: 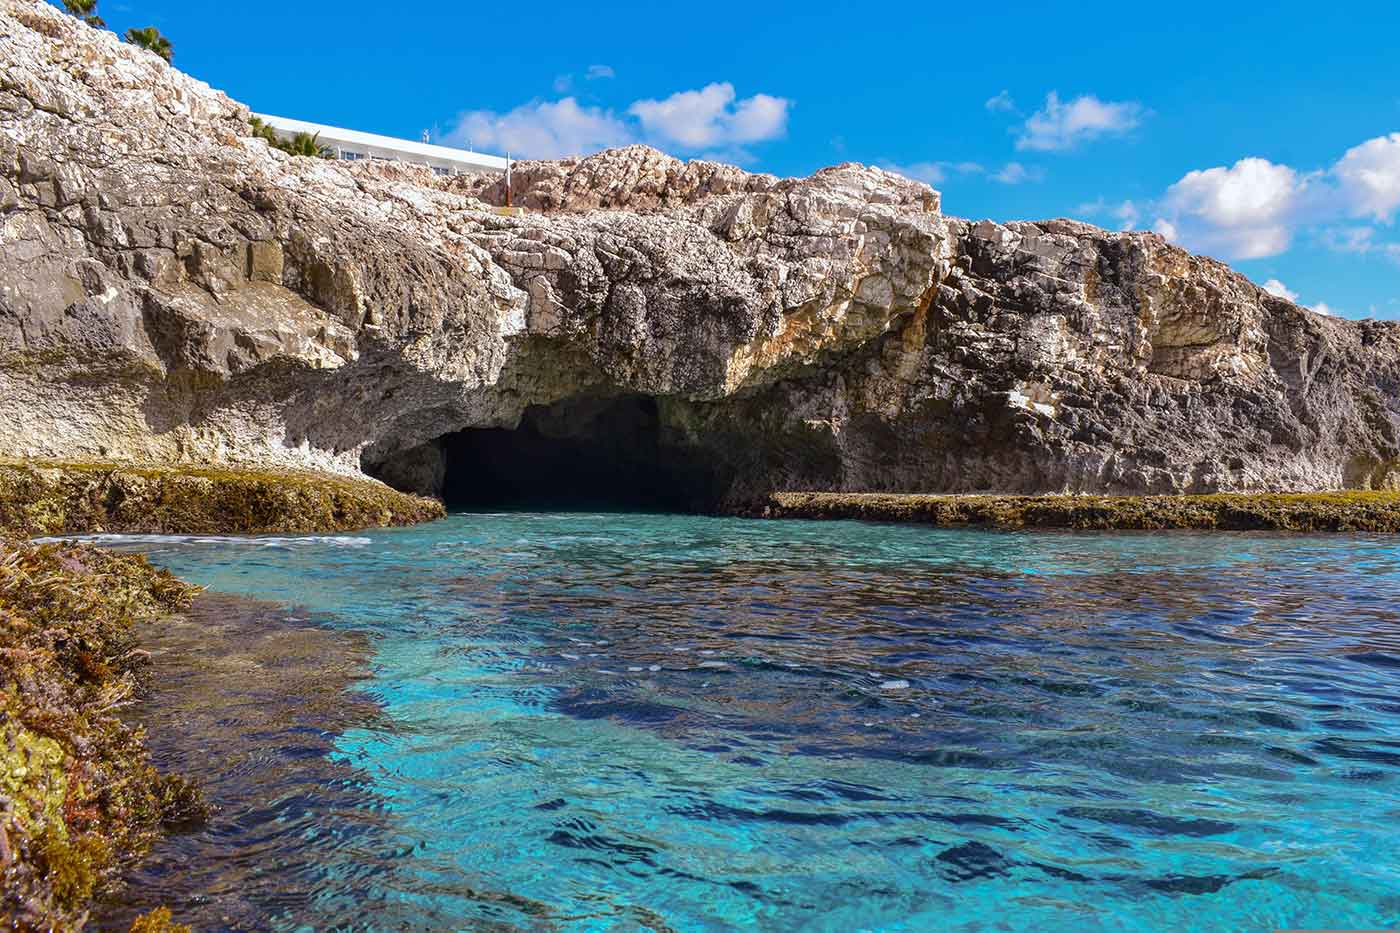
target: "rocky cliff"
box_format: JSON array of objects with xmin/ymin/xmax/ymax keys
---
[{"xmin": 4, "ymin": 0, "xmax": 1399, "ymax": 507}]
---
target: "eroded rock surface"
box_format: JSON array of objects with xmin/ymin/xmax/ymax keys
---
[{"xmin": 3, "ymin": 0, "xmax": 1398, "ymax": 503}]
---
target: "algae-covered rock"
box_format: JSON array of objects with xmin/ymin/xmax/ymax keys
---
[
  {"xmin": 0, "ymin": 536, "xmax": 202, "ymax": 929},
  {"xmin": 127, "ymin": 906, "xmax": 192, "ymax": 933},
  {"xmin": 755, "ymin": 491, "xmax": 1400, "ymax": 532},
  {"xmin": 0, "ymin": 460, "xmax": 444, "ymax": 537}
]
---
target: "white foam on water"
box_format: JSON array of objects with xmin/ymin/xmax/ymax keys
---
[{"xmin": 33, "ymin": 533, "xmax": 374, "ymax": 548}]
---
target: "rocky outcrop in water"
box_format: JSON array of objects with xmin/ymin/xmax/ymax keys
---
[
  {"xmin": 0, "ymin": 461, "xmax": 443, "ymax": 536},
  {"xmin": 3, "ymin": 0, "xmax": 1399, "ymax": 505}
]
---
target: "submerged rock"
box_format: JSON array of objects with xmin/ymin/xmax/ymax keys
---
[{"xmin": 2, "ymin": 0, "xmax": 1398, "ymax": 505}]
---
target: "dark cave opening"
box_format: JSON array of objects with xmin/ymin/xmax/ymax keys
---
[{"xmin": 437, "ymin": 394, "xmax": 721, "ymax": 512}]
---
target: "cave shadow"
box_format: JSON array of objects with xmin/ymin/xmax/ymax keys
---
[{"xmin": 438, "ymin": 394, "xmax": 721, "ymax": 513}]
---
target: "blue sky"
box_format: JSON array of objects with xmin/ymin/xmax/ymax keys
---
[{"xmin": 77, "ymin": 0, "xmax": 1399, "ymax": 319}]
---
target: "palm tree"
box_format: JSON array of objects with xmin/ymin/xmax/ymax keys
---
[
  {"xmin": 248, "ymin": 116, "xmax": 280, "ymax": 146},
  {"xmin": 284, "ymin": 131, "xmax": 329, "ymax": 158},
  {"xmin": 247, "ymin": 119, "xmax": 333, "ymax": 160},
  {"xmin": 124, "ymin": 26, "xmax": 173, "ymax": 63},
  {"xmin": 62, "ymin": 0, "xmax": 104, "ymax": 27}
]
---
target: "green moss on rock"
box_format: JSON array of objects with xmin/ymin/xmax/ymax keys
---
[
  {"xmin": 0, "ymin": 460, "xmax": 444, "ymax": 537},
  {"xmin": 0, "ymin": 537, "xmax": 204, "ymax": 929},
  {"xmin": 753, "ymin": 490, "xmax": 1400, "ymax": 532}
]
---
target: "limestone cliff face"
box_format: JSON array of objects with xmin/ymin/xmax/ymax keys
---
[{"xmin": 3, "ymin": 0, "xmax": 1399, "ymax": 503}]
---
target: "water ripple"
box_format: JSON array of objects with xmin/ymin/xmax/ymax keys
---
[{"xmin": 97, "ymin": 515, "xmax": 1400, "ymax": 931}]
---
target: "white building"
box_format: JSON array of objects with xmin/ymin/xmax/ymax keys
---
[{"xmin": 252, "ymin": 113, "xmax": 508, "ymax": 177}]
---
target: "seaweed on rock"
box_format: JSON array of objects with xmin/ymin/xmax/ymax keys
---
[
  {"xmin": 755, "ymin": 490, "xmax": 1400, "ymax": 532},
  {"xmin": 0, "ymin": 460, "xmax": 445, "ymax": 537},
  {"xmin": 0, "ymin": 536, "xmax": 203, "ymax": 929}
]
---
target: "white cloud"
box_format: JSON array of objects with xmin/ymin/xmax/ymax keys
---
[
  {"xmin": 946, "ymin": 160, "xmax": 984, "ymax": 175},
  {"xmin": 1016, "ymin": 92, "xmax": 1143, "ymax": 152},
  {"xmin": 1319, "ymin": 226, "xmax": 1400, "ymax": 265},
  {"xmin": 552, "ymin": 65, "xmax": 616, "ymax": 94},
  {"xmin": 727, "ymin": 93, "xmax": 790, "ymax": 144},
  {"xmin": 447, "ymin": 82, "xmax": 790, "ymax": 160},
  {"xmin": 1334, "ymin": 132, "xmax": 1400, "ymax": 221},
  {"xmin": 1257, "ymin": 277, "xmax": 1337, "ymax": 316},
  {"xmin": 883, "ymin": 161, "xmax": 949, "ymax": 184},
  {"xmin": 1323, "ymin": 225, "xmax": 1377, "ymax": 253},
  {"xmin": 1076, "ymin": 198, "xmax": 1141, "ymax": 230},
  {"xmin": 1157, "ymin": 157, "xmax": 1306, "ymax": 259},
  {"xmin": 881, "ymin": 160, "xmax": 1036, "ymax": 186},
  {"xmin": 446, "ymin": 97, "xmax": 632, "ymax": 159},
  {"xmin": 629, "ymin": 83, "xmax": 789, "ymax": 150},
  {"xmin": 991, "ymin": 161, "xmax": 1043, "ymax": 185},
  {"xmin": 1145, "ymin": 133, "xmax": 1400, "ymax": 261},
  {"xmin": 1115, "ymin": 200, "xmax": 1141, "ymax": 230},
  {"xmin": 696, "ymin": 145, "xmax": 761, "ymax": 166},
  {"xmin": 985, "ymin": 90, "xmax": 1016, "ymax": 112}
]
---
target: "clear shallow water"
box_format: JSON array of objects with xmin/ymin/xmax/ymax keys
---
[{"xmin": 93, "ymin": 514, "xmax": 1400, "ymax": 931}]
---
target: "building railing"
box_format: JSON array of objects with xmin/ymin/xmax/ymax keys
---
[{"xmin": 252, "ymin": 113, "xmax": 508, "ymax": 176}]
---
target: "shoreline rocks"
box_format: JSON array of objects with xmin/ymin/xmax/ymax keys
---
[
  {"xmin": 750, "ymin": 490, "xmax": 1400, "ymax": 532},
  {"xmin": 0, "ymin": 455, "xmax": 437, "ymax": 930},
  {"xmin": 0, "ymin": 536, "xmax": 203, "ymax": 929},
  {"xmin": 0, "ymin": 460, "xmax": 444, "ymax": 537}
]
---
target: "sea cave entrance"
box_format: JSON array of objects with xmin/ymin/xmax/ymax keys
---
[{"xmin": 433, "ymin": 394, "xmax": 721, "ymax": 512}]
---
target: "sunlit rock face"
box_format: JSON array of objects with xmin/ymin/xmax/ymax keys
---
[{"xmin": 3, "ymin": 0, "xmax": 1399, "ymax": 504}]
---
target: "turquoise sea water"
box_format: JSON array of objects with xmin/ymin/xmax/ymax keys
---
[{"xmin": 94, "ymin": 513, "xmax": 1400, "ymax": 930}]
